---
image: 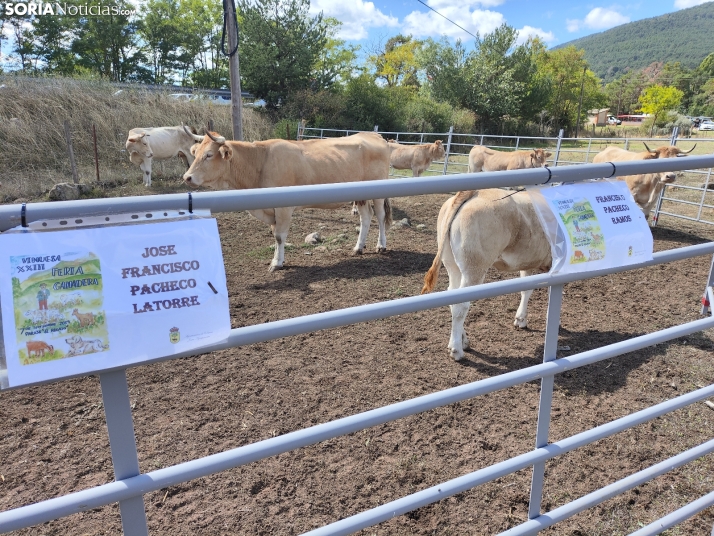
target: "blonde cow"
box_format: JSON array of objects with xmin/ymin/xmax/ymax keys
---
[
  {"xmin": 592, "ymin": 142, "xmax": 695, "ymax": 219},
  {"xmin": 182, "ymin": 129, "xmax": 392, "ymax": 271},
  {"xmin": 388, "ymin": 140, "xmax": 446, "ymax": 177},
  {"xmin": 421, "ymin": 189, "xmax": 552, "ymax": 361},
  {"xmin": 468, "ymin": 146, "xmax": 551, "ymax": 173}
]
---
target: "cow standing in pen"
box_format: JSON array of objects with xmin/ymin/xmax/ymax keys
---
[
  {"xmin": 421, "ymin": 189, "xmax": 552, "ymax": 361},
  {"xmin": 592, "ymin": 142, "xmax": 695, "ymax": 219},
  {"xmin": 182, "ymin": 128, "xmax": 392, "ymax": 272},
  {"xmin": 468, "ymin": 146, "xmax": 551, "ymax": 173},
  {"xmin": 125, "ymin": 125, "xmax": 200, "ymax": 187},
  {"xmin": 388, "ymin": 139, "xmax": 446, "ymax": 177}
]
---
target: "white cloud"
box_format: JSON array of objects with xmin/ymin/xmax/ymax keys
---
[
  {"xmin": 674, "ymin": 0, "xmax": 712, "ymax": 8},
  {"xmin": 309, "ymin": 0, "xmax": 399, "ymax": 41},
  {"xmin": 583, "ymin": 7, "xmax": 630, "ymax": 28},
  {"xmin": 402, "ymin": 4, "xmax": 506, "ymax": 41},
  {"xmin": 566, "ymin": 7, "xmax": 630, "ymax": 33},
  {"xmin": 516, "ymin": 26, "xmax": 556, "ymax": 45}
]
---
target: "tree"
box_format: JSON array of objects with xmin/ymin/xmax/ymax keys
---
[
  {"xmin": 639, "ymin": 85, "xmax": 684, "ymax": 132},
  {"xmin": 311, "ymin": 18, "xmax": 360, "ymax": 90},
  {"xmin": 369, "ymin": 34, "xmax": 420, "ymax": 88},
  {"xmin": 139, "ymin": 0, "xmax": 189, "ymax": 83},
  {"xmin": 238, "ymin": 0, "xmax": 327, "ymax": 108},
  {"xmin": 537, "ymin": 46, "xmax": 606, "ymax": 133},
  {"xmin": 416, "ymin": 37, "xmax": 470, "ymax": 107}
]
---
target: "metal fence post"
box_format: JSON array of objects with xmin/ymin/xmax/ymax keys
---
[
  {"xmin": 528, "ymin": 284, "xmax": 564, "ymax": 519},
  {"xmin": 652, "ymin": 127, "xmax": 681, "ymax": 227},
  {"xmin": 442, "ymin": 126, "xmax": 454, "ymax": 176},
  {"xmin": 99, "ymin": 370, "xmax": 148, "ymax": 536},
  {"xmin": 553, "ymin": 129, "xmax": 564, "ymax": 167},
  {"xmin": 515, "ymin": 136, "xmax": 520, "ymax": 150},
  {"xmin": 374, "ymin": 125, "xmax": 379, "ymax": 132}
]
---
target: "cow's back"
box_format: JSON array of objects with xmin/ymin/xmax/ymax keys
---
[
  {"xmin": 259, "ymin": 132, "xmax": 390, "ymax": 187},
  {"xmin": 593, "ymin": 146, "xmax": 647, "ymax": 163},
  {"xmin": 451, "ymin": 189, "xmax": 552, "ymax": 272}
]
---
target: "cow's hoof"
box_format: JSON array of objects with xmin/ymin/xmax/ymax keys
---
[
  {"xmin": 268, "ymin": 264, "xmax": 283, "ymax": 272},
  {"xmin": 449, "ymin": 348, "xmax": 464, "ymax": 361},
  {"xmin": 352, "ymin": 248, "xmax": 364, "ymax": 256},
  {"xmin": 376, "ymin": 246, "xmax": 387, "ymax": 254},
  {"xmin": 513, "ymin": 317, "xmax": 528, "ymax": 329}
]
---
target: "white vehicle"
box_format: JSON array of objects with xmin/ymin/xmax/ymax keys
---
[
  {"xmin": 169, "ymin": 93, "xmax": 192, "ymax": 101},
  {"xmin": 698, "ymin": 120, "xmax": 714, "ymax": 132},
  {"xmin": 607, "ymin": 115, "xmax": 622, "ymax": 125}
]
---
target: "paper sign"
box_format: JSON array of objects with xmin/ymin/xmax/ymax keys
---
[
  {"xmin": 528, "ymin": 180, "xmax": 653, "ymax": 274},
  {"xmin": 0, "ymin": 217, "xmax": 230, "ymax": 388}
]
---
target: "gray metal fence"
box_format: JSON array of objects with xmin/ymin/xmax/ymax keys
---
[
  {"xmin": 1, "ymin": 155, "xmax": 714, "ymax": 535},
  {"xmin": 297, "ymin": 124, "xmax": 714, "ymax": 228}
]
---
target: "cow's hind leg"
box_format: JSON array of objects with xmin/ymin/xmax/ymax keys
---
[
  {"xmin": 514, "ymin": 270, "xmax": 535, "ymax": 328},
  {"xmin": 139, "ymin": 158, "xmax": 152, "ymax": 187},
  {"xmin": 269, "ymin": 207, "xmax": 295, "ymax": 272},
  {"xmin": 353, "ymin": 201, "xmax": 372, "ymax": 255},
  {"xmin": 372, "ymin": 199, "xmax": 388, "ymax": 253}
]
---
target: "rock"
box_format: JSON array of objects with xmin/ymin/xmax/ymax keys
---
[
  {"xmin": 314, "ymin": 246, "xmax": 327, "ymax": 252},
  {"xmin": 416, "ymin": 224, "xmax": 426, "ymax": 230},
  {"xmin": 48, "ymin": 183, "xmax": 79, "ymax": 201},
  {"xmin": 305, "ymin": 232, "xmax": 322, "ymax": 245},
  {"xmin": 392, "ymin": 218, "xmax": 411, "ymax": 229}
]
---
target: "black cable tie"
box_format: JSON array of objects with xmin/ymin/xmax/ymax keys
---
[
  {"xmin": 21, "ymin": 203, "xmax": 28, "ymax": 228},
  {"xmin": 543, "ymin": 166, "xmax": 552, "ymax": 184},
  {"xmin": 188, "ymin": 192, "xmax": 193, "ymax": 214},
  {"xmin": 608, "ymin": 162, "xmax": 617, "ymax": 178}
]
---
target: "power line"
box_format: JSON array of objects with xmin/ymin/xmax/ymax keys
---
[{"xmin": 415, "ymin": 0, "xmax": 479, "ymax": 41}]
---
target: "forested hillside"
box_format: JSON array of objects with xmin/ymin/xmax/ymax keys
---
[{"xmin": 557, "ymin": 1, "xmax": 714, "ymax": 82}]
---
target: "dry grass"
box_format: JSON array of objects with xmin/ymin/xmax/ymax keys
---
[{"xmin": 0, "ymin": 76, "xmax": 274, "ymax": 201}]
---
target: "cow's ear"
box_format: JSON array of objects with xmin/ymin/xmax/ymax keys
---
[
  {"xmin": 127, "ymin": 137, "xmax": 136, "ymax": 143},
  {"xmin": 219, "ymin": 145, "xmax": 233, "ymax": 160},
  {"xmin": 190, "ymin": 145, "xmax": 198, "ymax": 156},
  {"xmin": 545, "ymin": 151, "xmax": 553, "ymax": 157}
]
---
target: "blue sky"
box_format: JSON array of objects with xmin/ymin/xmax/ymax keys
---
[{"xmin": 308, "ymin": 0, "xmax": 714, "ymax": 50}]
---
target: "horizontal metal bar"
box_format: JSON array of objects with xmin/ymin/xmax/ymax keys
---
[
  {"xmin": 661, "ymin": 197, "xmax": 714, "ymax": 208},
  {"xmin": 656, "ymin": 211, "xmax": 714, "ymax": 225},
  {"xmin": 2, "ymin": 317, "xmax": 714, "ymax": 534},
  {"xmin": 3, "ymin": 156, "xmax": 714, "ymax": 231},
  {"xmin": 628, "ymin": 489, "xmax": 714, "ymax": 536},
  {"xmin": 500, "ymin": 439, "xmax": 714, "ymax": 535},
  {"xmin": 302, "ymin": 383, "xmax": 714, "ymax": 536},
  {"xmin": 5, "ymin": 240, "xmax": 714, "ymax": 392}
]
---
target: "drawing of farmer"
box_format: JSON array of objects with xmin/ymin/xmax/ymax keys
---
[{"xmin": 37, "ymin": 283, "xmax": 50, "ymax": 310}]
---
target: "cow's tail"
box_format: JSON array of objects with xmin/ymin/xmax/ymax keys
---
[
  {"xmin": 421, "ymin": 190, "xmax": 479, "ymax": 294},
  {"xmin": 383, "ymin": 198, "xmax": 392, "ymax": 227}
]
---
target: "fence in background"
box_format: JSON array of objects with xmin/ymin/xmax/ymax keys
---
[
  {"xmin": 297, "ymin": 124, "xmax": 714, "ymax": 228},
  {"xmin": 1, "ymin": 156, "xmax": 714, "ymax": 535}
]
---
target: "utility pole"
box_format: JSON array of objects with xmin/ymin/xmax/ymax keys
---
[
  {"xmin": 223, "ymin": 0, "xmax": 243, "ymax": 141},
  {"xmin": 575, "ymin": 66, "xmax": 586, "ymax": 139}
]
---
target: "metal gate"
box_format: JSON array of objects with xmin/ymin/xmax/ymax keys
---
[{"xmin": 1, "ymin": 155, "xmax": 714, "ymax": 535}]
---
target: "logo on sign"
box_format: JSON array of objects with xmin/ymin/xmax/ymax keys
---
[{"xmin": 169, "ymin": 326, "xmax": 180, "ymax": 344}]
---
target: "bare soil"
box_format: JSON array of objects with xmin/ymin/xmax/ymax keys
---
[{"xmin": 2, "ymin": 178, "xmax": 714, "ymax": 535}]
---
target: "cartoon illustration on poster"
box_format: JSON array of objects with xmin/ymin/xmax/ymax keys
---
[
  {"xmin": 11, "ymin": 251, "xmax": 109, "ymax": 365},
  {"xmin": 552, "ymin": 197, "xmax": 606, "ymax": 264}
]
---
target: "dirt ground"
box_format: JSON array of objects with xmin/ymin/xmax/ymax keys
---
[{"xmin": 2, "ymin": 178, "xmax": 714, "ymax": 536}]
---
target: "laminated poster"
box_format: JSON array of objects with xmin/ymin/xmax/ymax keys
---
[
  {"xmin": 0, "ymin": 217, "xmax": 230, "ymax": 388},
  {"xmin": 528, "ymin": 180, "xmax": 654, "ymax": 275}
]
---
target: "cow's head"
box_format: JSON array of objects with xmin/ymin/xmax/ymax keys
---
[
  {"xmin": 433, "ymin": 140, "xmax": 446, "ymax": 158},
  {"xmin": 125, "ymin": 132, "xmax": 153, "ymax": 159},
  {"xmin": 642, "ymin": 142, "xmax": 696, "ymax": 158},
  {"xmin": 531, "ymin": 149, "xmax": 552, "ymax": 168},
  {"xmin": 183, "ymin": 130, "xmax": 233, "ymax": 188}
]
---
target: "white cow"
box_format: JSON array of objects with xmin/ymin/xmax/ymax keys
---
[
  {"xmin": 421, "ymin": 189, "xmax": 552, "ymax": 361},
  {"xmin": 125, "ymin": 125, "xmax": 200, "ymax": 187}
]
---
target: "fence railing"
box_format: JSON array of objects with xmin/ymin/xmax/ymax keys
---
[
  {"xmin": 297, "ymin": 124, "xmax": 714, "ymax": 228},
  {"xmin": 1, "ymin": 155, "xmax": 714, "ymax": 535}
]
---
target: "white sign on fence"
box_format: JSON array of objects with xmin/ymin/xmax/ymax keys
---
[
  {"xmin": 0, "ymin": 217, "xmax": 230, "ymax": 388},
  {"xmin": 528, "ymin": 180, "xmax": 653, "ymax": 274}
]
